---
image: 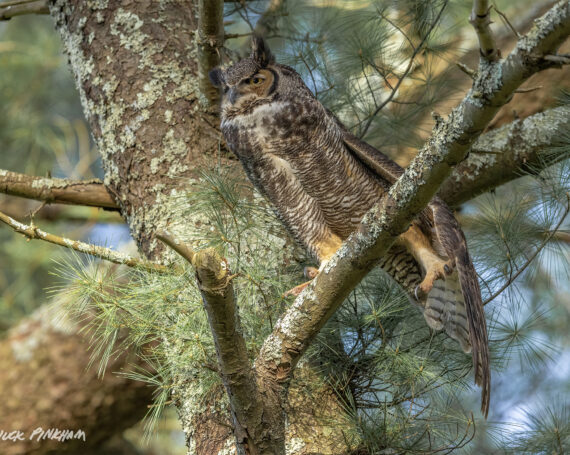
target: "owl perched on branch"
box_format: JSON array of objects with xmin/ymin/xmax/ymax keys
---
[{"xmin": 210, "ymin": 37, "xmax": 490, "ymax": 417}]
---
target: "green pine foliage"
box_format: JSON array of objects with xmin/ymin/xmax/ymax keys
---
[
  {"xmin": 44, "ymin": 0, "xmax": 570, "ymax": 453},
  {"xmin": 57, "ymin": 164, "xmax": 303, "ymax": 437},
  {"xmin": 504, "ymin": 402, "xmax": 569, "ymax": 454},
  {"xmin": 60, "ymin": 148, "xmax": 569, "ymax": 452}
]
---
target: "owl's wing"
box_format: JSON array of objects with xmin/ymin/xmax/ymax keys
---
[
  {"xmin": 428, "ymin": 198, "xmax": 490, "ymax": 417},
  {"xmin": 340, "ymin": 125, "xmax": 490, "ymax": 418},
  {"xmin": 339, "ymin": 125, "xmax": 404, "ymax": 184}
]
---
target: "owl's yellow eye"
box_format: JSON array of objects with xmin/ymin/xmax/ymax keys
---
[{"xmin": 250, "ymin": 75, "xmax": 264, "ymax": 85}]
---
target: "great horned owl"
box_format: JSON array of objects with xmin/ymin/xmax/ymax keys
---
[{"xmin": 210, "ymin": 37, "xmax": 490, "ymax": 416}]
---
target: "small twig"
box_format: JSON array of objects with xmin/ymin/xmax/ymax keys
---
[
  {"xmin": 360, "ymin": 56, "xmax": 379, "ymax": 109},
  {"xmin": 380, "ymin": 11, "xmax": 417, "ymax": 51},
  {"xmin": 155, "ymin": 230, "xmax": 196, "ymax": 265},
  {"xmin": 234, "ymin": 0, "xmax": 255, "ymax": 31},
  {"xmin": 367, "ymin": 59, "xmax": 395, "ymax": 90},
  {"xmin": 514, "ymin": 85, "xmax": 543, "ymax": 93},
  {"xmin": 544, "ymin": 54, "xmax": 570, "ymax": 64},
  {"xmin": 0, "ymin": 209, "xmax": 166, "ymax": 272},
  {"xmin": 223, "ymin": 32, "xmax": 252, "ymax": 40},
  {"xmin": 483, "ymin": 194, "xmax": 570, "ymax": 306},
  {"xmin": 266, "ymin": 33, "xmax": 325, "ymax": 44},
  {"xmin": 298, "ymin": 51, "xmax": 318, "ymax": 97},
  {"xmin": 252, "ymin": 0, "xmax": 285, "ymax": 37},
  {"xmin": 492, "ymin": 4, "xmax": 521, "ymax": 38},
  {"xmin": 430, "ymin": 413, "xmax": 476, "ymax": 454},
  {"xmin": 456, "ymin": 62, "xmax": 477, "ymax": 79},
  {"xmin": 29, "ymin": 200, "xmax": 47, "ymax": 220},
  {"xmin": 470, "ymin": 0, "xmax": 500, "ymax": 61}
]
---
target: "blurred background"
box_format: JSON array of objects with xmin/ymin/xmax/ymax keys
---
[{"xmin": 0, "ymin": 0, "xmax": 568, "ymax": 453}]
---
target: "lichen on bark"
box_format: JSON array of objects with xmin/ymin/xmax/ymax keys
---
[{"xmin": 48, "ymin": 0, "xmax": 221, "ymax": 257}]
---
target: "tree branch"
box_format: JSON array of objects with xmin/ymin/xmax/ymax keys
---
[
  {"xmin": 440, "ymin": 105, "xmax": 570, "ymax": 207},
  {"xmin": 158, "ymin": 232, "xmax": 284, "ymax": 453},
  {"xmin": 470, "ymin": 0, "xmax": 500, "ymax": 61},
  {"xmin": 0, "ymin": 169, "xmax": 119, "ymax": 210},
  {"xmin": 0, "ymin": 0, "xmax": 48, "ymax": 20},
  {"xmin": 0, "ymin": 209, "xmax": 165, "ymax": 272},
  {"xmin": 256, "ymin": 0, "xmax": 570, "ymax": 417},
  {"xmin": 193, "ymin": 248, "xmax": 277, "ymax": 453},
  {"xmin": 155, "ymin": 230, "xmax": 196, "ymax": 264},
  {"xmin": 197, "ymin": 0, "xmax": 224, "ymax": 106}
]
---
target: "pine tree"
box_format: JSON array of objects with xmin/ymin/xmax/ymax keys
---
[{"xmin": 0, "ymin": 1, "xmax": 569, "ymax": 454}]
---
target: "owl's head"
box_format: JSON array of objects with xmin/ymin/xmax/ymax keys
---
[{"xmin": 209, "ymin": 36, "xmax": 281, "ymax": 109}]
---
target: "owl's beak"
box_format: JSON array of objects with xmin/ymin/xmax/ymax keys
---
[{"xmin": 228, "ymin": 87, "xmax": 239, "ymax": 105}]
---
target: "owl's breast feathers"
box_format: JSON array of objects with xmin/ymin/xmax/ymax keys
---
[{"xmin": 222, "ymin": 97, "xmax": 386, "ymax": 239}]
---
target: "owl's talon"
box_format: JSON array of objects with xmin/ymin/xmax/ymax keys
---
[
  {"xmin": 304, "ymin": 266, "xmax": 319, "ymax": 280},
  {"xmin": 419, "ymin": 259, "xmax": 451, "ymax": 294},
  {"xmin": 414, "ymin": 285, "xmax": 425, "ymax": 301},
  {"xmin": 419, "ymin": 276, "xmax": 436, "ymax": 295}
]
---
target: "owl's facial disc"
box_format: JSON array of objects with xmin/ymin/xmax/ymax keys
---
[{"xmin": 226, "ymin": 68, "xmax": 275, "ymax": 106}]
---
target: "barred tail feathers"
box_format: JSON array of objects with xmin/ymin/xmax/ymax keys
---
[
  {"xmin": 424, "ymin": 275, "xmax": 471, "ymax": 353},
  {"xmin": 456, "ymin": 248, "xmax": 490, "ymax": 418},
  {"xmin": 429, "ymin": 198, "xmax": 490, "ymax": 418}
]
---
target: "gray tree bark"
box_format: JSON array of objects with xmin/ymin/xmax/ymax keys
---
[{"xmin": 0, "ymin": 0, "xmax": 567, "ymax": 453}]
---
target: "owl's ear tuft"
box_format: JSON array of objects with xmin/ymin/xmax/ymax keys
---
[
  {"xmin": 209, "ymin": 68, "xmax": 225, "ymax": 87},
  {"xmin": 251, "ymin": 35, "xmax": 274, "ymax": 67}
]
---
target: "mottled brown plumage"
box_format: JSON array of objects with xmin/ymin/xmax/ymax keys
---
[{"xmin": 210, "ymin": 37, "xmax": 490, "ymax": 417}]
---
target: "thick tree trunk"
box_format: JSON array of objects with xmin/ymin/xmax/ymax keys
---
[
  {"xmin": 43, "ymin": 1, "xmax": 352, "ymax": 453},
  {"xmin": 45, "ymin": 1, "xmax": 235, "ymax": 452},
  {"xmin": 48, "ymin": 0, "xmax": 221, "ymax": 258}
]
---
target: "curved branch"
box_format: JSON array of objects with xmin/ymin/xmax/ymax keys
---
[
  {"xmin": 158, "ymin": 233, "xmax": 284, "ymax": 453},
  {"xmin": 156, "ymin": 230, "xmax": 195, "ymax": 264},
  {"xmin": 192, "ymin": 248, "xmax": 275, "ymax": 453},
  {"xmin": 440, "ymin": 105, "xmax": 570, "ymax": 207},
  {"xmin": 0, "ymin": 169, "xmax": 119, "ymax": 210}
]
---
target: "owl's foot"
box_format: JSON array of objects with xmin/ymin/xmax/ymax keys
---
[
  {"xmin": 418, "ymin": 257, "xmax": 454, "ymax": 295},
  {"xmin": 398, "ymin": 225, "xmax": 453, "ymax": 297},
  {"xmin": 283, "ymin": 266, "xmax": 320, "ymax": 297}
]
